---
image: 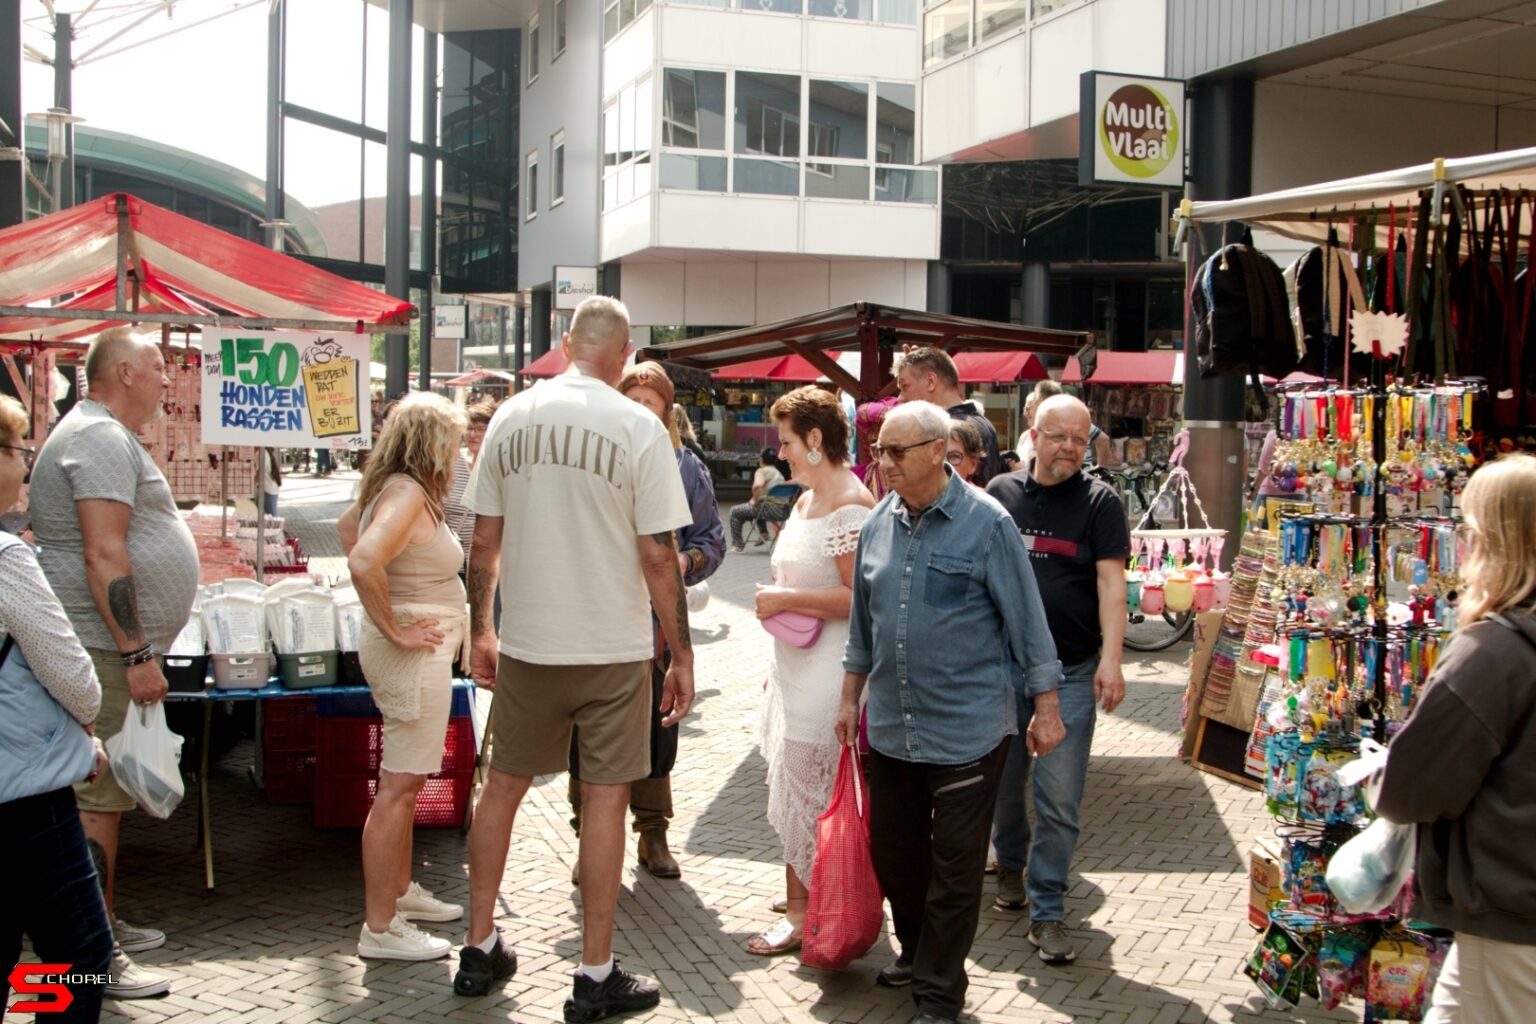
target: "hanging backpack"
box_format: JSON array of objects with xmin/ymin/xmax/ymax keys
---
[
  {"xmin": 1191, "ymin": 228, "xmax": 1300, "ymax": 382},
  {"xmin": 1292, "ymin": 232, "xmax": 1367, "ymax": 380}
]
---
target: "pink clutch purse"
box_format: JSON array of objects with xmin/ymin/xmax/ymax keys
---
[{"xmin": 761, "ymin": 610, "xmax": 823, "ymax": 648}]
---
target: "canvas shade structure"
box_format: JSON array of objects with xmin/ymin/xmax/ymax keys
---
[
  {"xmin": 0, "ymin": 193, "xmax": 415, "ymax": 341},
  {"xmin": 444, "ymin": 368, "xmax": 518, "ymax": 388},
  {"xmin": 520, "ymin": 348, "xmax": 570, "ymax": 377},
  {"xmin": 1062, "ymin": 351, "xmax": 1183, "ymax": 386},
  {"xmin": 645, "ymin": 302, "xmax": 1092, "ymax": 401},
  {"xmin": 1176, "ymin": 145, "xmax": 1536, "ymax": 244},
  {"xmin": 952, "ymin": 350, "xmax": 1048, "ymax": 383}
]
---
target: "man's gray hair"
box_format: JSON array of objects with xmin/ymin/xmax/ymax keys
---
[
  {"xmin": 886, "ymin": 400, "xmax": 951, "ymax": 440},
  {"xmin": 1032, "ymin": 379, "xmax": 1064, "ymax": 401},
  {"xmin": 85, "ymin": 326, "xmax": 150, "ymax": 384},
  {"xmin": 569, "ymin": 296, "xmax": 631, "ymax": 350}
]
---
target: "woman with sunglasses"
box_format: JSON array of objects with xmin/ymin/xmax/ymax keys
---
[
  {"xmin": 0, "ymin": 394, "xmax": 116, "ymax": 1022},
  {"xmin": 748, "ymin": 385, "xmax": 875, "ymax": 957}
]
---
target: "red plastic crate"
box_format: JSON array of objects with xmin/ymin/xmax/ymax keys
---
[
  {"xmin": 263, "ymin": 696, "xmax": 318, "ymax": 753},
  {"xmin": 313, "ymin": 769, "xmax": 473, "ymax": 829},
  {"xmin": 315, "ymin": 715, "xmax": 476, "ymax": 777},
  {"xmin": 264, "ymin": 750, "xmax": 317, "ymax": 804}
]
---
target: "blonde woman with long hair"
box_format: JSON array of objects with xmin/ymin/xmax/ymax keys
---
[
  {"xmin": 338, "ymin": 393, "xmax": 470, "ymax": 962},
  {"xmin": 1377, "ymin": 453, "xmax": 1536, "ymax": 1022}
]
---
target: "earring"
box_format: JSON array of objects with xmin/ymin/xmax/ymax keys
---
[{"xmin": 806, "ymin": 448, "xmax": 823, "ymax": 466}]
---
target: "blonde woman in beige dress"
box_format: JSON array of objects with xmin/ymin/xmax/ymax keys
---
[{"xmin": 339, "ymin": 393, "xmax": 469, "ymax": 962}]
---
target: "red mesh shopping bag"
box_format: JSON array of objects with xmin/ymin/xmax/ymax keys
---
[{"xmin": 801, "ymin": 744, "xmax": 884, "ymax": 970}]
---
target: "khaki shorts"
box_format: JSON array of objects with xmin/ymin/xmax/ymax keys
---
[
  {"xmin": 73, "ymin": 648, "xmax": 141, "ymax": 813},
  {"xmin": 489, "ymin": 655, "xmax": 650, "ymax": 785}
]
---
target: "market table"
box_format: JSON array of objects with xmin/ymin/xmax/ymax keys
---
[{"xmin": 165, "ymin": 679, "xmax": 480, "ymax": 891}]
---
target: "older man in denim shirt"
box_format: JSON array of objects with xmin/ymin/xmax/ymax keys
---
[{"xmin": 835, "ymin": 402, "xmax": 1062, "ymax": 1024}]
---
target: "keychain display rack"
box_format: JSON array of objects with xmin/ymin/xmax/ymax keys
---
[{"xmin": 1244, "ymin": 367, "xmax": 1477, "ymax": 1017}]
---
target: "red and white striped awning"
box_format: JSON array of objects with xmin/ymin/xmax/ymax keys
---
[{"xmin": 0, "ymin": 193, "xmax": 415, "ymax": 341}]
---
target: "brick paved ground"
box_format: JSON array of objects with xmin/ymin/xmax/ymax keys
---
[{"xmin": 84, "ymin": 469, "xmax": 1351, "ymax": 1024}]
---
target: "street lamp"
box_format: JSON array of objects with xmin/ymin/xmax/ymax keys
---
[{"xmin": 24, "ymin": 108, "xmax": 85, "ymax": 213}]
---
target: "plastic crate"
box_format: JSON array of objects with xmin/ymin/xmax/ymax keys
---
[
  {"xmin": 313, "ymin": 769, "xmax": 473, "ymax": 828},
  {"xmin": 163, "ymin": 654, "xmax": 209, "ymax": 693},
  {"xmin": 317, "ymin": 686, "xmax": 473, "ymax": 719},
  {"xmin": 277, "ymin": 650, "xmax": 339, "ymax": 689},
  {"xmin": 315, "ymin": 714, "xmax": 476, "ymax": 777},
  {"xmin": 263, "ymin": 749, "xmax": 316, "ymax": 804},
  {"xmin": 262, "ymin": 696, "xmax": 317, "ymax": 753},
  {"xmin": 212, "ymin": 652, "xmax": 270, "ymax": 690}
]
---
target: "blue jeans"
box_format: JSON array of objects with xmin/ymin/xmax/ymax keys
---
[
  {"xmin": 0, "ymin": 787, "xmax": 114, "ymax": 1024},
  {"xmin": 992, "ymin": 655, "xmax": 1098, "ymax": 923},
  {"xmin": 262, "ymin": 492, "xmax": 279, "ymax": 518}
]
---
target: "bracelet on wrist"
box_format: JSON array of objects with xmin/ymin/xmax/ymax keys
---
[{"xmin": 121, "ymin": 645, "xmax": 156, "ymax": 667}]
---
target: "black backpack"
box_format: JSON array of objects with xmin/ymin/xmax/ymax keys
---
[{"xmin": 1191, "ymin": 229, "xmax": 1299, "ymax": 381}]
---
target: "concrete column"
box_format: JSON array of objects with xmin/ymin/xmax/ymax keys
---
[
  {"xmin": 53, "ymin": 12, "xmax": 74, "ymax": 210},
  {"xmin": 383, "ymin": 0, "xmax": 413, "ymax": 397},
  {"xmin": 265, "ymin": 1, "xmax": 284, "ymax": 230},
  {"xmin": 530, "ymin": 288, "xmax": 552, "ymax": 359},
  {"xmin": 0, "ymin": 0, "xmax": 23, "ymax": 228},
  {"xmin": 1021, "ymin": 261, "xmax": 1049, "ymax": 326},
  {"xmin": 925, "ymin": 261, "xmax": 951, "ymax": 314},
  {"xmin": 1183, "ymin": 77, "xmax": 1253, "ymax": 566}
]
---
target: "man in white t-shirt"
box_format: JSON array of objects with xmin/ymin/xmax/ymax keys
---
[{"xmin": 455, "ymin": 297, "xmax": 694, "ymax": 1021}]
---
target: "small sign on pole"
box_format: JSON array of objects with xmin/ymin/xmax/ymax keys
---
[
  {"xmin": 1078, "ymin": 71, "xmax": 1186, "ymax": 189},
  {"xmin": 434, "ymin": 303, "xmax": 467, "ymax": 339}
]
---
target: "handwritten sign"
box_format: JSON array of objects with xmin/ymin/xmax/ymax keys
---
[{"xmin": 201, "ymin": 328, "xmax": 372, "ymax": 449}]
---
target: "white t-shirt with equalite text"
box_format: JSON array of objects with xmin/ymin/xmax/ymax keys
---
[{"xmin": 465, "ymin": 371, "xmax": 692, "ymax": 665}]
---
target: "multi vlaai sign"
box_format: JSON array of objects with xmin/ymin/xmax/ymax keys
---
[{"xmin": 1078, "ymin": 72, "xmax": 1185, "ymax": 189}]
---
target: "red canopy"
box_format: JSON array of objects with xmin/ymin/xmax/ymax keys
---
[
  {"xmin": 520, "ymin": 348, "xmax": 570, "ymax": 377},
  {"xmin": 0, "ymin": 193, "xmax": 415, "ymax": 341},
  {"xmin": 1061, "ymin": 351, "xmax": 1182, "ymax": 386},
  {"xmin": 711, "ymin": 355, "xmax": 788, "ymax": 380},
  {"xmin": 444, "ymin": 368, "xmax": 517, "ymax": 387},
  {"xmin": 952, "ymin": 350, "xmax": 1047, "ymax": 383}
]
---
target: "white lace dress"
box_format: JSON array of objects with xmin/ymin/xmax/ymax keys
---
[{"xmin": 761, "ymin": 502, "xmax": 870, "ymax": 883}]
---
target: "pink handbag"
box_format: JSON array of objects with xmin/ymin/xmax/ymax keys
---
[{"xmin": 761, "ymin": 609, "xmax": 823, "ymax": 648}]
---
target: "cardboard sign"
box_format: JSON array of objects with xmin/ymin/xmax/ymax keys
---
[{"xmin": 201, "ymin": 329, "xmax": 371, "ymax": 449}]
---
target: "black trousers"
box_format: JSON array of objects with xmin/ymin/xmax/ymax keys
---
[{"xmin": 867, "ymin": 739, "xmax": 1010, "ymax": 1020}]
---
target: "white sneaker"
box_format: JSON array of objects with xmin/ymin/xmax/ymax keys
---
[
  {"xmin": 106, "ymin": 947, "xmax": 170, "ymax": 999},
  {"xmin": 358, "ymin": 915, "xmax": 452, "ymax": 962},
  {"xmin": 113, "ymin": 918, "xmax": 166, "ymax": 954},
  {"xmin": 396, "ymin": 881, "xmax": 463, "ymax": 923}
]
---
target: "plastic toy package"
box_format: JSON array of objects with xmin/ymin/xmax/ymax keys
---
[
  {"xmin": 1265, "ymin": 732, "xmax": 1368, "ymax": 825},
  {"xmin": 1244, "ymin": 919, "xmax": 1316, "ymax": 1008}
]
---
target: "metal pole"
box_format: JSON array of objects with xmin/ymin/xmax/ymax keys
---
[
  {"xmin": 54, "ymin": 12, "xmax": 73, "ymax": 210},
  {"xmin": 383, "ymin": 0, "xmax": 413, "ymax": 398},
  {"xmin": 419, "ymin": 29, "xmax": 437, "ymax": 391},
  {"xmin": 265, "ymin": 0, "xmax": 283, "ymax": 232},
  {"xmin": 0, "ymin": 0, "xmax": 22, "ymax": 228}
]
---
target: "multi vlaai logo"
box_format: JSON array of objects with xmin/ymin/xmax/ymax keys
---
[{"xmin": 1098, "ymin": 83, "xmax": 1179, "ymax": 179}]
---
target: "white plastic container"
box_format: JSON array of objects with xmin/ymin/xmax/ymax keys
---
[{"xmin": 212, "ymin": 652, "xmax": 270, "ymax": 690}]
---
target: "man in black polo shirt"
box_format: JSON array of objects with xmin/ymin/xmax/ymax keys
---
[
  {"xmin": 894, "ymin": 347, "xmax": 1003, "ymax": 485},
  {"xmin": 984, "ymin": 394, "xmax": 1128, "ymax": 966}
]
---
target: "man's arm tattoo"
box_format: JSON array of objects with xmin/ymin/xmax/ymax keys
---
[
  {"xmin": 649, "ymin": 532, "xmax": 675, "ymax": 547},
  {"xmin": 647, "ymin": 532, "xmax": 691, "ymax": 652},
  {"xmin": 107, "ymin": 576, "xmax": 146, "ymax": 648},
  {"xmin": 468, "ymin": 565, "xmax": 496, "ymax": 634}
]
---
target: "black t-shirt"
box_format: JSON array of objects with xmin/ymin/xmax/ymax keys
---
[
  {"xmin": 947, "ymin": 402, "xmax": 1003, "ymax": 486},
  {"xmin": 985, "ymin": 465, "xmax": 1130, "ymax": 664}
]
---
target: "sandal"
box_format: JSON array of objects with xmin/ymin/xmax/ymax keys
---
[
  {"xmin": 770, "ymin": 898, "xmax": 788, "ymax": 914},
  {"xmin": 745, "ymin": 918, "xmax": 802, "ymax": 956}
]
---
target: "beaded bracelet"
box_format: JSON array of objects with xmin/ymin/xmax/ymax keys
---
[{"xmin": 121, "ymin": 644, "xmax": 156, "ymax": 667}]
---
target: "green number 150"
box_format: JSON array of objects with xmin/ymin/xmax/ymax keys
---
[{"xmin": 221, "ymin": 337, "xmax": 300, "ymax": 387}]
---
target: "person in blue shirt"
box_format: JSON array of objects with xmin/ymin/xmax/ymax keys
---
[{"xmin": 835, "ymin": 400, "xmax": 1062, "ymax": 1024}]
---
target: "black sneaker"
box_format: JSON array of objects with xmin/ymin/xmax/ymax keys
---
[
  {"xmin": 563, "ymin": 960, "xmax": 661, "ymax": 1023},
  {"xmin": 876, "ymin": 955, "xmax": 913, "ymax": 988},
  {"xmin": 453, "ymin": 932, "xmax": 517, "ymax": 997}
]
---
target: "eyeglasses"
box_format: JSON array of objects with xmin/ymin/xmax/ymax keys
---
[
  {"xmin": 1, "ymin": 444, "xmax": 34, "ymax": 470},
  {"xmin": 1038, "ymin": 429, "xmax": 1090, "ymax": 449},
  {"xmin": 871, "ymin": 437, "xmax": 942, "ymax": 462},
  {"xmin": 944, "ymin": 451, "xmax": 970, "ymax": 465}
]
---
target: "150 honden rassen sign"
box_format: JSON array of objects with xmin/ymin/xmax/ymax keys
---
[{"xmin": 1078, "ymin": 72, "xmax": 1185, "ymax": 189}]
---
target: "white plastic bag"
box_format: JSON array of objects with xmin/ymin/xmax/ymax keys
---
[
  {"xmin": 105, "ymin": 702, "xmax": 186, "ymax": 819},
  {"xmin": 1325, "ymin": 816, "xmax": 1415, "ymax": 914}
]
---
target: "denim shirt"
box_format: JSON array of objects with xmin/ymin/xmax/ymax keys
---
[{"xmin": 844, "ymin": 467, "xmax": 1062, "ymax": 765}]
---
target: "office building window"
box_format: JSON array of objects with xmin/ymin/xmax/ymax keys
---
[
  {"xmin": 602, "ymin": 76, "xmax": 654, "ymax": 209},
  {"xmin": 552, "ymin": 132, "xmax": 566, "ymax": 205},
  {"xmin": 978, "ymin": 0, "xmax": 1027, "ymax": 38},
  {"xmin": 736, "ymin": 72, "xmax": 801, "ymax": 157},
  {"xmin": 554, "ymin": 0, "xmax": 567, "ymax": 57},
  {"xmin": 526, "ymin": 151, "xmax": 539, "ymax": 220},
  {"xmin": 528, "ymin": 15, "xmax": 540, "ymax": 83},
  {"xmin": 605, "ymin": 0, "xmax": 654, "ymax": 41},
  {"xmin": 923, "ymin": 0, "xmax": 969, "ymax": 66}
]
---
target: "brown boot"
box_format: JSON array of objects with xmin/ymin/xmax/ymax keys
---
[{"xmin": 637, "ymin": 828, "xmax": 681, "ymax": 879}]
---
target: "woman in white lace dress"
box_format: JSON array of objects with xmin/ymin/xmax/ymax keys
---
[{"xmin": 747, "ymin": 386, "xmax": 875, "ymax": 956}]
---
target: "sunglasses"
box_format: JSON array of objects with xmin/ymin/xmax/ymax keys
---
[{"xmin": 871, "ymin": 437, "xmax": 941, "ymax": 462}]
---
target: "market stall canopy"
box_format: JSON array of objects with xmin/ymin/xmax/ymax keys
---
[
  {"xmin": 1176, "ymin": 145, "xmax": 1536, "ymax": 243},
  {"xmin": 444, "ymin": 368, "xmax": 518, "ymax": 388},
  {"xmin": 711, "ymin": 355, "xmax": 790, "ymax": 380},
  {"xmin": 952, "ymin": 350, "xmax": 1047, "ymax": 383},
  {"xmin": 0, "ymin": 193, "xmax": 416, "ymax": 341},
  {"xmin": 1062, "ymin": 350, "xmax": 1183, "ymax": 386},
  {"xmin": 520, "ymin": 348, "xmax": 570, "ymax": 378},
  {"xmin": 646, "ymin": 302, "xmax": 1091, "ymax": 400}
]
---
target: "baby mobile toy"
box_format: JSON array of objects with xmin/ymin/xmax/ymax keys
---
[{"xmin": 1126, "ymin": 431, "xmax": 1229, "ymax": 619}]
